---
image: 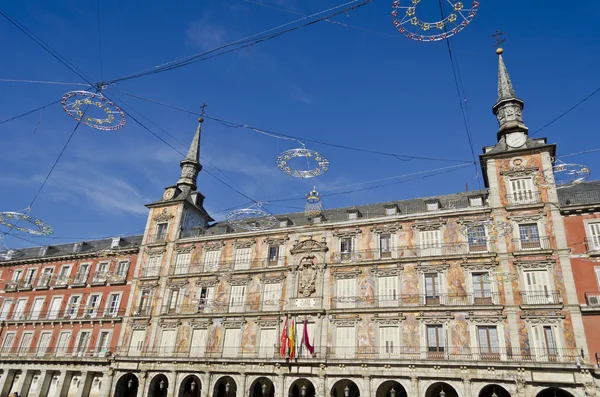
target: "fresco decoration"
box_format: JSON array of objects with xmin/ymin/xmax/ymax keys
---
[
  {"xmin": 447, "ymin": 264, "xmax": 468, "ymax": 303},
  {"xmin": 207, "ymin": 321, "xmax": 224, "ymax": 354},
  {"xmin": 177, "ymin": 325, "xmax": 191, "ymax": 353},
  {"xmin": 403, "ymin": 313, "xmax": 420, "ymax": 351},
  {"xmin": 241, "ymin": 321, "xmax": 257, "ymax": 353},
  {"xmin": 504, "ymin": 318, "xmax": 512, "ymax": 353},
  {"xmin": 444, "ymin": 219, "xmax": 463, "ymax": 244},
  {"xmin": 452, "ymin": 313, "xmax": 470, "ymax": 355},
  {"xmin": 562, "ymin": 314, "xmax": 577, "ymax": 350},
  {"xmin": 213, "ymin": 281, "xmax": 229, "ymax": 313},
  {"xmin": 357, "ymin": 319, "xmax": 376, "ymax": 354},
  {"xmin": 517, "ymin": 319, "xmax": 530, "ymax": 355},
  {"xmin": 401, "ymin": 265, "xmax": 419, "ymax": 304},
  {"xmin": 247, "ymin": 277, "xmax": 261, "ymax": 311},
  {"xmin": 357, "ymin": 272, "xmax": 376, "ymax": 307}
]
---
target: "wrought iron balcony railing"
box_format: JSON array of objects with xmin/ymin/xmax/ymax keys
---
[
  {"xmin": 116, "ymin": 346, "xmax": 580, "ymax": 364},
  {"xmin": 139, "ymin": 266, "xmax": 161, "ymax": 278},
  {"xmin": 585, "ymin": 292, "xmax": 600, "ymax": 307},
  {"xmin": 512, "ymin": 236, "xmax": 551, "ymax": 251},
  {"xmin": 507, "ymin": 191, "xmax": 542, "ymax": 206},
  {"xmin": 148, "ymin": 233, "xmax": 168, "ymax": 244},
  {"xmin": 585, "ymin": 238, "xmax": 600, "ymax": 254},
  {"xmin": 331, "ymin": 292, "xmax": 501, "ymax": 309},
  {"xmin": 520, "ymin": 291, "xmax": 561, "ymax": 305},
  {"xmin": 1, "ymin": 308, "xmax": 126, "ymax": 322},
  {"xmin": 0, "ymin": 346, "xmax": 116, "ymax": 359}
]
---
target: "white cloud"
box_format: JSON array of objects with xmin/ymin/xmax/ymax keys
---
[{"xmin": 186, "ymin": 15, "xmax": 228, "ymax": 51}]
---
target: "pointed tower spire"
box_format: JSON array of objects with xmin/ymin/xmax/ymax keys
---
[
  {"xmin": 492, "ymin": 48, "xmax": 528, "ymax": 140},
  {"xmin": 177, "ymin": 117, "xmax": 204, "ymax": 192}
]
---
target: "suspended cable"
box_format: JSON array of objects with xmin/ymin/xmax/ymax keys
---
[
  {"xmin": 96, "ymin": 0, "xmax": 105, "ymax": 81},
  {"xmin": 32, "ymin": 107, "xmax": 45, "ymax": 135},
  {"xmin": 117, "ymin": 90, "xmax": 473, "ymax": 163},
  {"xmin": 0, "ymin": 100, "xmax": 61, "ymax": 126},
  {"xmin": 0, "ymin": 78, "xmax": 90, "ymax": 86},
  {"xmin": 558, "ymin": 147, "xmax": 600, "ymax": 159},
  {"xmin": 102, "ymin": 0, "xmax": 373, "ymax": 85}
]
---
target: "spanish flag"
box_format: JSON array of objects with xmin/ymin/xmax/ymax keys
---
[
  {"xmin": 280, "ymin": 317, "xmax": 288, "ymax": 358},
  {"xmin": 288, "ymin": 318, "xmax": 296, "ymax": 360}
]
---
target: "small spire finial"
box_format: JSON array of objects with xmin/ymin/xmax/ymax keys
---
[
  {"xmin": 198, "ymin": 103, "xmax": 207, "ymax": 123},
  {"xmin": 491, "ymin": 30, "xmax": 506, "ymax": 50}
]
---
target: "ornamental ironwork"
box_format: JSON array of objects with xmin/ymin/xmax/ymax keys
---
[
  {"xmin": 226, "ymin": 203, "xmax": 277, "ymax": 231},
  {"xmin": 0, "ymin": 211, "xmax": 53, "ymax": 235},
  {"xmin": 61, "ymin": 91, "xmax": 126, "ymax": 130},
  {"xmin": 276, "ymin": 148, "xmax": 330, "ymax": 178}
]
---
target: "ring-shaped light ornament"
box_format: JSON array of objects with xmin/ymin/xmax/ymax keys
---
[
  {"xmin": 61, "ymin": 91, "xmax": 126, "ymax": 130},
  {"xmin": 533, "ymin": 163, "xmax": 591, "ymax": 189},
  {"xmin": 461, "ymin": 220, "xmax": 512, "ymax": 240},
  {"xmin": 391, "ymin": 0, "xmax": 480, "ymax": 42},
  {"xmin": 226, "ymin": 205, "xmax": 277, "ymax": 231},
  {"xmin": 276, "ymin": 148, "xmax": 330, "ymax": 178},
  {"xmin": 0, "ymin": 237, "xmax": 21, "ymax": 261},
  {"xmin": 0, "ymin": 212, "xmax": 53, "ymax": 236}
]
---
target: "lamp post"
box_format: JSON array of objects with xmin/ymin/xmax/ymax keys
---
[
  {"xmin": 262, "ymin": 383, "xmax": 268, "ymax": 396},
  {"xmin": 128, "ymin": 378, "xmax": 134, "ymax": 390},
  {"xmin": 491, "ymin": 387, "xmax": 497, "ymax": 397},
  {"xmin": 159, "ymin": 379, "xmax": 165, "ymax": 391},
  {"xmin": 191, "ymin": 381, "xmax": 196, "ymax": 392},
  {"xmin": 390, "ymin": 387, "xmax": 396, "ymax": 397},
  {"xmin": 439, "ymin": 386, "xmax": 446, "ymax": 397},
  {"xmin": 225, "ymin": 381, "xmax": 231, "ymax": 395},
  {"xmin": 344, "ymin": 386, "xmax": 350, "ymax": 397},
  {"xmin": 301, "ymin": 384, "xmax": 307, "ymax": 397}
]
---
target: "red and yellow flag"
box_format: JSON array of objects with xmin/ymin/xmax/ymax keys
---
[{"xmin": 288, "ymin": 317, "xmax": 296, "ymax": 360}]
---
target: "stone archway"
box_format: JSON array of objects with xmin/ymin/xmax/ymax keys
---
[
  {"xmin": 113, "ymin": 373, "xmax": 139, "ymax": 397},
  {"xmin": 148, "ymin": 374, "xmax": 169, "ymax": 397},
  {"xmin": 213, "ymin": 376, "xmax": 237, "ymax": 397},
  {"xmin": 479, "ymin": 385, "xmax": 512, "ymax": 397},
  {"xmin": 376, "ymin": 380, "xmax": 407, "ymax": 397},
  {"xmin": 536, "ymin": 388, "xmax": 575, "ymax": 397},
  {"xmin": 179, "ymin": 375, "xmax": 201, "ymax": 397},
  {"xmin": 248, "ymin": 377, "xmax": 275, "ymax": 397},
  {"xmin": 289, "ymin": 378, "xmax": 316, "ymax": 397},
  {"xmin": 425, "ymin": 382, "xmax": 459, "ymax": 397},
  {"xmin": 330, "ymin": 379, "xmax": 360, "ymax": 397}
]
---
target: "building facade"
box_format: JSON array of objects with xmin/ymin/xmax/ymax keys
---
[
  {"xmin": 560, "ymin": 181, "xmax": 600, "ymax": 365},
  {"xmin": 0, "ymin": 235, "xmax": 141, "ymax": 397},
  {"xmin": 106, "ymin": 49, "xmax": 599, "ymax": 397}
]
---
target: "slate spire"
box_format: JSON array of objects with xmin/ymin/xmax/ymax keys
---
[
  {"xmin": 492, "ymin": 48, "xmax": 528, "ymax": 139},
  {"xmin": 177, "ymin": 117, "xmax": 204, "ymax": 191}
]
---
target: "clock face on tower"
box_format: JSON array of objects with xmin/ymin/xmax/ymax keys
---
[
  {"xmin": 163, "ymin": 188, "xmax": 176, "ymax": 200},
  {"xmin": 506, "ymin": 132, "xmax": 527, "ymax": 148}
]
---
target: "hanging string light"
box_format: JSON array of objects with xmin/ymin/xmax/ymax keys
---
[{"xmin": 61, "ymin": 90, "xmax": 126, "ymax": 130}]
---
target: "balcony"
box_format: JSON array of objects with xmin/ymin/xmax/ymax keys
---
[
  {"xmin": 36, "ymin": 276, "xmax": 52, "ymax": 289},
  {"xmin": 520, "ymin": 291, "xmax": 561, "ymax": 306},
  {"xmin": 91, "ymin": 271, "xmax": 107, "ymax": 285},
  {"xmin": 3, "ymin": 308, "xmax": 126, "ymax": 323},
  {"xmin": 507, "ymin": 191, "xmax": 542, "ymax": 207},
  {"xmin": 331, "ymin": 293, "xmax": 500, "ymax": 309},
  {"xmin": 71, "ymin": 273, "xmax": 89, "ymax": 286},
  {"xmin": 170, "ymin": 258, "xmax": 272, "ymax": 276},
  {"xmin": 585, "ymin": 292, "xmax": 600, "ymax": 306},
  {"xmin": 0, "ymin": 346, "xmax": 115, "ymax": 360},
  {"xmin": 512, "ymin": 236, "xmax": 552, "ymax": 253},
  {"xmin": 139, "ymin": 266, "xmax": 160, "ymax": 278},
  {"xmin": 4, "ymin": 282, "xmax": 17, "ymax": 292},
  {"xmin": 116, "ymin": 345, "xmax": 580, "ymax": 364},
  {"xmin": 148, "ymin": 232, "xmax": 168, "ymax": 245},
  {"xmin": 585, "ymin": 238, "xmax": 600, "ymax": 255}
]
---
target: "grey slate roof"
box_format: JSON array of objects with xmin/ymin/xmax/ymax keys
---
[
  {"xmin": 557, "ymin": 180, "xmax": 600, "ymax": 207},
  {"xmin": 1, "ymin": 235, "xmax": 143, "ymax": 263}
]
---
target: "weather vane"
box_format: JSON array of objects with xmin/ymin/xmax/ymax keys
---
[
  {"xmin": 491, "ymin": 30, "xmax": 506, "ymax": 48},
  {"xmin": 200, "ymin": 103, "xmax": 208, "ymax": 116}
]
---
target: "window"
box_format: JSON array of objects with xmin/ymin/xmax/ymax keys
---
[
  {"xmin": 13, "ymin": 298, "xmax": 27, "ymax": 320},
  {"xmin": 0, "ymin": 299, "xmax": 12, "ymax": 320},
  {"xmin": 262, "ymin": 282, "xmax": 281, "ymax": 311},
  {"xmin": 145, "ymin": 255, "xmax": 162, "ymax": 277},
  {"xmin": 259, "ymin": 328, "xmax": 277, "ymax": 357},
  {"xmin": 426, "ymin": 202, "xmax": 439, "ymax": 211},
  {"xmin": 348, "ymin": 212, "xmax": 358, "ymax": 220},
  {"xmin": 18, "ymin": 333, "xmax": 33, "ymax": 353},
  {"xmin": 128, "ymin": 329, "xmax": 146, "ymax": 355},
  {"xmin": 74, "ymin": 264, "xmax": 90, "ymax": 284},
  {"xmin": 202, "ymin": 250, "xmax": 221, "ymax": 272},
  {"xmin": 379, "ymin": 234, "xmax": 392, "ymax": 258},
  {"xmin": 48, "ymin": 296, "xmax": 62, "ymax": 320},
  {"xmin": 379, "ymin": 326, "xmax": 400, "ymax": 356},
  {"xmin": 174, "ymin": 252, "xmax": 192, "ymax": 274},
  {"xmin": 93, "ymin": 262, "xmax": 109, "ymax": 283},
  {"xmin": 85, "ymin": 294, "xmax": 101, "ymax": 318},
  {"xmin": 472, "ymin": 272, "xmax": 492, "ymax": 304},
  {"xmin": 190, "ymin": 329, "xmax": 208, "ymax": 357},
  {"xmin": 268, "ymin": 245, "xmax": 283, "ymax": 266},
  {"xmin": 37, "ymin": 268, "xmax": 54, "ymax": 288},
  {"xmin": 234, "ymin": 247, "xmax": 252, "ymax": 270},
  {"xmin": 467, "ymin": 225, "xmax": 487, "ymax": 252},
  {"xmin": 595, "ymin": 267, "xmax": 600, "ymax": 290},
  {"xmin": 335, "ymin": 326, "xmax": 355, "ymax": 358},
  {"xmin": 12, "ymin": 269, "xmax": 23, "ymax": 282},
  {"xmin": 114, "ymin": 261, "xmax": 130, "ymax": 280},
  {"xmin": 197, "ymin": 287, "xmax": 215, "ymax": 312},
  {"xmin": 518, "ymin": 223, "xmax": 540, "ymax": 249},
  {"xmin": 97, "ymin": 331, "xmax": 111, "ymax": 356},
  {"xmin": 477, "ymin": 326, "xmax": 500, "ymax": 358},
  {"xmin": 65, "ymin": 296, "xmax": 81, "ymax": 319},
  {"xmin": 426, "ymin": 325, "xmax": 445, "ymax": 357},
  {"xmin": 165, "ymin": 289, "xmax": 179, "ymax": 314},
  {"xmin": 425, "ymin": 273, "xmax": 441, "ymax": 305},
  {"xmin": 532, "ymin": 325, "xmax": 559, "ymax": 360},
  {"xmin": 229, "ymin": 285, "xmax": 246, "ymax": 313},
  {"xmin": 223, "ymin": 328, "xmax": 241, "ymax": 357},
  {"xmin": 137, "ymin": 290, "xmax": 152, "ymax": 316},
  {"xmin": 385, "ymin": 207, "xmax": 397, "ymax": 216},
  {"xmin": 296, "ymin": 321, "xmax": 315, "ymax": 358},
  {"xmin": 56, "ymin": 331, "xmax": 71, "ymax": 356},
  {"xmin": 37, "ymin": 332, "xmax": 52, "ymax": 356},
  {"xmin": 420, "ymin": 230, "xmax": 442, "ymax": 256},
  {"xmin": 340, "ymin": 238, "xmax": 353, "ymax": 255},
  {"xmin": 336, "ymin": 278, "xmax": 357, "ymax": 309},
  {"xmin": 23, "ymin": 269, "xmax": 36, "ymax": 288},
  {"xmin": 105, "ymin": 294, "xmax": 121, "ymax": 317},
  {"xmin": 73, "ymin": 331, "xmax": 91, "ymax": 357},
  {"xmin": 1, "ymin": 333, "xmax": 15, "ymax": 353},
  {"xmin": 30, "ymin": 297, "xmax": 45, "ymax": 320},
  {"xmin": 56, "ymin": 265, "xmax": 72, "ymax": 286},
  {"xmin": 469, "ymin": 197, "xmax": 483, "ymax": 207},
  {"xmin": 523, "ymin": 270, "xmax": 553, "ymax": 304},
  {"xmin": 155, "ymin": 222, "xmax": 168, "ymax": 241},
  {"xmin": 589, "ymin": 223, "xmax": 600, "ymax": 251},
  {"xmin": 159, "ymin": 329, "xmax": 177, "ymax": 355},
  {"xmin": 509, "ymin": 178, "xmax": 536, "ymax": 204},
  {"xmin": 378, "ymin": 276, "xmax": 398, "ymax": 307}
]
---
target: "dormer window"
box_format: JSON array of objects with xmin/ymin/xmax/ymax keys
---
[
  {"xmin": 469, "ymin": 196, "xmax": 483, "ymax": 207},
  {"xmin": 384, "ymin": 205, "xmax": 399, "ymax": 216},
  {"xmin": 39, "ymin": 247, "xmax": 49, "ymax": 256},
  {"xmin": 73, "ymin": 242, "xmax": 83, "ymax": 253},
  {"xmin": 426, "ymin": 202, "xmax": 439, "ymax": 211},
  {"xmin": 347, "ymin": 210, "xmax": 361, "ymax": 221},
  {"xmin": 110, "ymin": 237, "xmax": 121, "ymax": 249}
]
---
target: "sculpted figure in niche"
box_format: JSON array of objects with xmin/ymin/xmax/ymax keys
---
[{"xmin": 298, "ymin": 256, "xmax": 317, "ymax": 297}]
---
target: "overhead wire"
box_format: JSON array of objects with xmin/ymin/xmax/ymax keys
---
[
  {"xmin": 102, "ymin": 0, "xmax": 373, "ymax": 85},
  {"xmin": 0, "ymin": 78, "xmax": 90, "ymax": 86},
  {"xmin": 0, "ymin": 100, "xmax": 61, "ymax": 126},
  {"xmin": 96, "ymin": 0, "xmax": 105, "ymax": 81},
  {"xmin": 117, "ymin": 90, "xmax": 473, "ymax": 163}
]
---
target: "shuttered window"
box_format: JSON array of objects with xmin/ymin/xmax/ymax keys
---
[
  {"xmin": 589, "ymin": 223, "xmax": 600, "ymax": 251},
  {"xmin": 159, "ymin": 330, "xmax": 177, "ymax": 355},
  {"xmin": 223, "ymin": 328, "xmax": 241, "ymax": 357},
  {"xmin": 420, "ymin": 230, "xmax": 442, "ymax": 256},
  {"xmin": 129, "ymin": 330, "xmax": 146, "ymax": 355},
  {"xmin": 259, "ymin": 328, "xmax": 277, "ymax": 357},
  {"xmin": 379, "ymin": 326, "xmax": 399, "ymax": 355},
  {"xmin": 174, "ymin": 253, "xmax": 191, "ymax": 274},
  {"xmin": 190, "ymin": 329, "xmax": 207, "ymax": 357},
  {"xmin": 234, "ymin": 248, "xmax": 252, "ymax": 270},
  {"xmin": 378, "ymin": 276, "xmax": 398, "ymax": 307},
  {"xmin": 229, "ymin": 285, "xmax": 246, "ymax": 313},
  {"xmin": 203, "ymin": 250, "xmax": 221, "ymax": 272},
  {"xmin": 510, "ymin": 178, "xmax": 536, "ymax": 204},
  {"xmin": 335, "ymin": 326, "xmax": 355, "ymax": 358},
  {"xmin": 336, "ymin": 278, "xmax": 357, "ymax": 309},
  {"xmin": 262, "ymin": 283, "xmax": 281, "ymax": 311}
]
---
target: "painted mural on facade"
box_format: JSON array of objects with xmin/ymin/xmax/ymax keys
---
[
  {"xmin": 357, "ymin": 319, "xmax": 376, "ymax": 354},
  {"xmin": 401, "ymin": 265, "xmax": 419, "ymax": 304},
  {"xmin": 241, "ymin": 320, "xmax": 257, "ymax": 353}
]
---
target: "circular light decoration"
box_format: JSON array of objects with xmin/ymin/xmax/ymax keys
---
[
  {"xmin": 0, "ymin": 212, "xmax": 53, "ymax": 236},
  {"xmin": 226, "ymin": 204, "xmax": 277, "ymax": 231},
  {"xmin": 276, "ymin": 148, "xmax": 330, "ymax": 178},
  {"xmin": 0, "ymin": 238, "xmax": 20, "ymax": 261},
  {"xmin": 483, "ymin": 271, "xmax": 519, "ymax": 283},
  {"xmin": 61, "ymin": 91, "xmax": 126, "ymax": 130},
  {"xmin": 391, "ymin": 0, "xmax": 480, "ymax": 42},
  {"xmin": 533, "ymin": 162, "xmax": 591, "ymax": 189},
  {"xmin": 461, "ymin": 219, "xmax": 513, "ymax": 241}
]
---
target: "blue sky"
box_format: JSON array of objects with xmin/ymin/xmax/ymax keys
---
[{"xmin": 1, "ymin": 0, "xmax": 599, "ymax": 248}]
